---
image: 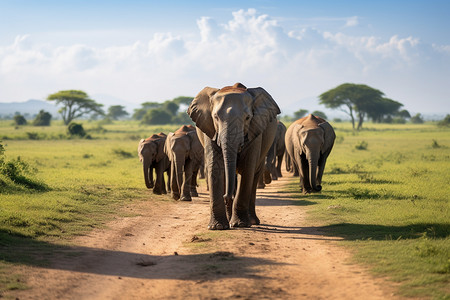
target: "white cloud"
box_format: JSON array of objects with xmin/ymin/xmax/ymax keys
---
[
  {"xmin": 344, "ymin": 16, "xmax": 359, "ymax": 28},
  {"xmin": 0, "ymin": 8, "xmax": 448, "ymax": 114}
]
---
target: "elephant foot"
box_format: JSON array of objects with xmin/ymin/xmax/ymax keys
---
[
  {"xmin": 172, "ymin": 194, "xmax": 180, "ymax": 201},
  {"xmin": 230, "ymin": 216, "xmax": 252, "ymax": 228},
  {"xmin": 153, "ymin": 189, "xmax": 162, "ymax": 195},
  {"xmin": 208, "ymin": 221, "xmax": 230, "ymax": 230},
  {"xmin": 249, "ymin": 214, "xmax": 260, "ymax": 225},
  {"xmin": 191, "ymin": 190, "xmax": 198, "ymax": 197},
  {"xmin": 180, "ymin": 196, "xmax": 192, "ymax": 201}
]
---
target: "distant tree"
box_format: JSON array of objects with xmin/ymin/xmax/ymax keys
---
[
  {"xmin": 33, "ymin": 110, "xmax": 52, "ymax": 126},
  {"xmin": 437, "ymin": 114, "xmax": 450, "ymax": 127},
  {"xmin": 311, "ymin": 110, "xmax": 327, "ymax": 120},
  {"xmin": 172, "ymin": 112, "xmax": 193, "ymax": 125},
  {"xmin": 107, "ymin": 105, "xmax": 129, "ymax": 120},
  {"xmin": 142, "ymin": 109, "xmax": 173, "ymax": 125},
  {"xmin": 293, "ymin": 109, "xmax": 308, "ymax": 120},
  {"xmin": 14, "ymin": 114, "xmax": 27, "ymax": 126},
  {"xmin": 397, "ymin": 109, "xmax": 411, "ymax": 119},
  {"xmin": 47, "ymin": 90, "xmax": 104, "ymax": 125},
  {"xmin": 366, "ymin": 98, "xmax": 403, "ymax": 123},
  {"xmin": 411, "ymin": 113, "xmax": 424, "ymax": 124},
  {"xmin": 172, "ymin": 96, "xmax": 194, "ymax": 106},
  {"xmin": 163, "ymin": 101, "xmax": 179, "ymax": 116},
  {"xmin": 319, "ymin": 83, "xmax": 397, "ymax": 130}
]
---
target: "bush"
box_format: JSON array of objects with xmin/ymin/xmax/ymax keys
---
[
  {"xmin": 355, "ymin": 140, "xmax": 368, "ymax": 150},
  {"xmin": 437, "ymin": 114, "xmax": 450, "ymax": 127},
  {"xmin": 14, "ymin": 115, "xmax": 27, "ymax": 126},
  {"xmin": 33, "ymin": 110, "xmax": 52, "ymax": 126},
  {"xmin": 0, "ymin": 142, "xmax": 48, "ymax": 191},
  {"xmin": 411, "ymin": 113, "xmax": 424, "ymax": 124},
  {"xmin": 67, "ymin": 122, "xmax": 86, "ymax": 137}
]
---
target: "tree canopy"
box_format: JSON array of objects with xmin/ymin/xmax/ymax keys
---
[
  {"xmin": 47, "ymin": 90, "xmax": 104, "ymax": 125},
  {"xmin": 135, "ymin": 96, "xmax": 194, "ymax": 125},
  {"xmin": 107, "ymin": 105, "xmax": 129, "ymax": 120},
  {"xmin": 319, "ymin": 83, "xmax": 404, "ymax": 130}
]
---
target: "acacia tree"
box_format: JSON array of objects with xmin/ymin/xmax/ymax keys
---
[
  {"xmin": 47, "ymin": 90, "xmax": 104, "ymax": 125},
  {"xmin": 107, "ymin": 105, "xmax": 129, "ymax": 120},
  {"xmin": 319, "ymin": 83, "xmax": 385, "ymax": 130}
]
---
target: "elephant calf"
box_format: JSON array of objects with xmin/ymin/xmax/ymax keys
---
[
  {"xmin": 285, "ymin": 114, "xmax": 335, "ymax": 194},
  {"xmin": 138, "ymin": 133, "xmax": 171, "ymax": 194},
  {"xmin": 164, "ymin": 125, "xmax": 204, "ymax": 201}
]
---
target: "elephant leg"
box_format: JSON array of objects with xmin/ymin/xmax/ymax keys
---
[
  {"xmin": 166, "ymin": 165, "xmax": 171, "ymax": 193},
  {"xmin": 191, "ymin": 168, "xmax": 199, "ymax": 197},
  {"xmin": 317, "ymin": 150, "xmax": 331, "ymax": 187},
  {"xmin": 249, "ymin": 160, "xmax": 264, "ymax": 225},
  {"xmin": 181, "ymin": 159, "xmax": 193, "ymax": 201},
  {"xmin": 205, "ymin": 138, "xmax": 229, "ymax": 230},
  {"xmin": 299, "ymin": 153, "xmax": 312, "ymax": 194},
  {"xmin": 148, "ymin": 165, "xmax": 154, "ymax": 188},
  {"xmin": 257, "ymin": 172, "xmax": 265, "ymax": 189},
  {"xmin": 230, "ymin": 136, "xmax": 262, "ymax": 228},
  {"xmin": 276, "ymin": 152, "xmax": 284, "ymax": 177},
  {"xmin": 170, "ymin": 161, "xmax": 180, "ymax": 200},
  {"xmin": 153, "ymin": 163, "xmax": 164, "ymax": 195}
]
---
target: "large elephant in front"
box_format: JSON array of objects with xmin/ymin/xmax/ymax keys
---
[
  {"xmin": 138, "ymin": 133, "xmax": 171, "ymax": 194},
  {"xmin": 188, "ymin": 83, "xmax": 280, "ymax": 230},
  {"xmin": 164, "ymin": 125, "xmax": 204, "ymax": 201},
  {"xmin": 285, "ymin": 114, "xmax": 335, "ymax": 194}
]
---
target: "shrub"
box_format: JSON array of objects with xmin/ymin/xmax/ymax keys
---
[
  {"xmin": 67, "ymin": 122, "xmax": 86, "ymax": 137},
  {"xmin": 411, "ymin": 113, "xmax": 424, "ymax": 124},
  {"xmin": 355, "ymin": 140, "xmax": 368, "ymax": 150},
  {"xmin": 437, "ymin": 114, "xmax": 450, "ymax": 127},
  {"xmin": 33, "ymin": 110, "xmax": 52, "ymax": 126},
  {"xmin": 13, "ymin": 115, "xmax": 27, "ymax": 126}
]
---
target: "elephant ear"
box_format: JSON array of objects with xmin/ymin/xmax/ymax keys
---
[
  {"xmin": 293, "ymin": 124, "xmax": 305, "ymax": 156},
  {"xmin": 164, "ymin": 133, "xmax": 175, "ymax": 161},
  {"xmin": 247, "ymin": 87, "xmax": 281, "ymax": 142},
  {"xmin": 187, "ymin": 87, "xmax": 219, "ymax": 140},
  {"xmin": 138, "ymin": 139, "xmax": 146, "ymax": 162},
  {"xmin": 319, "ymin": 122, "xmax": 336, "ymax": 154},
  {"xmin": 188, "ymin": 131, "xmax": 204, "ymax": 162},
  {"xmin": 155, "ymin": 136, "xmax": 166, "ymax": 162}
]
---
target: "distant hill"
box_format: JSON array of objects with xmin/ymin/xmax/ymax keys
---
[{"xmin": 0, "ymin": 99, "xmax": 60, "ymax": 118}]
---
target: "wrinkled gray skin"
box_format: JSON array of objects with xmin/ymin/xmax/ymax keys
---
[
  {"xmin": 285, "ymin": 114, "xmax": 335, "ymax": 194},
  {"xmin": 258, "ymin": 120, "xmax": 287, "ymax": 188},
  {"xmin": 138, "ymin": 133, "xmax": 171, "ymax": 194},
  {"xmin": 188, "ymin": 83, "xmax": 280, "ymax": 230},
  {"xmin": 164, "ymin": 125, "xmax": 204, "ymax": 201}
]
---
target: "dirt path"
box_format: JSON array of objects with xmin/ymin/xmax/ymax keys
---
[{"xmin": 12, "ymin": 172, "xmax": 397, "ymax": 300}]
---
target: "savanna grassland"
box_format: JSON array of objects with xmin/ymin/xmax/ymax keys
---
[{"xmin": 0, "ymin": 119, "xmax": 449, "ymax": 299}]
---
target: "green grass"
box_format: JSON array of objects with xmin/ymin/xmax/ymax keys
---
[
  {"xmin": 288, "ymin": 121, "xmax": 450, "ymax": 299},
  {"xmin": 0, "ymin": 121, "xmax": 180, "ymax": 293},
  {"xmin": 0, "ymin": 120, "xmax": 449, "ymax": 298}
]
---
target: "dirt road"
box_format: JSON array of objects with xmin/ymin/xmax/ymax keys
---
[{"xmin": 12, "ymin": 172, "xmax": 396, "ymax": 300}]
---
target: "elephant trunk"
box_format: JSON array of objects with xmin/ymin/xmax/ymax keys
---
[
  {"xmin": 174, "ymin": 158, "xmax": 185, "ymax": 195},
  {"xmin": 308, "ymin": 153, "xmax": 322, "ymax": 192},
  {"xmin": 143, "ymin": 159, "xmax": 153, "ymax": 189}
]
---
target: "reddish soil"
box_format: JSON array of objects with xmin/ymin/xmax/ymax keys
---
[{"xmin": 10, "ymin": 171, "xmax": 397, "ymax": 300}]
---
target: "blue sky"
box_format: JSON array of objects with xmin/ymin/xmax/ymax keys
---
[{"xmin": 1, "ymin": 0, "xmax": 449, "ymax": 116}]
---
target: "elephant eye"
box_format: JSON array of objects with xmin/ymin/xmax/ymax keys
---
[{"xmin": 245, "ymin": 115, "xmax": 251, "ymax": 121}]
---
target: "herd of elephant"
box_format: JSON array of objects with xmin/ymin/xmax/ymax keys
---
[{"xmin": 138, "ymin": 83, "xmax": 336, "ymax": 230}]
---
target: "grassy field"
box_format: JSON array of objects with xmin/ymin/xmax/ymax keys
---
[
  {"xmin": 0, "ymin": 119, "xmax": 449, "ymax": 298},
  {"xmin": 289, "ymin": 122, "xmax": 450, "ymax": 299}
]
